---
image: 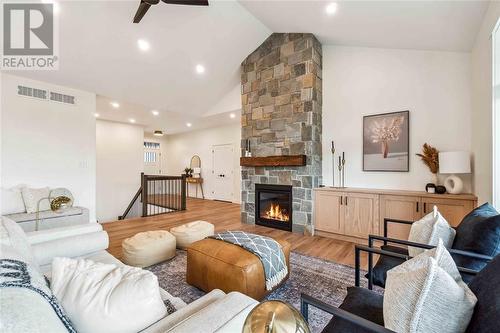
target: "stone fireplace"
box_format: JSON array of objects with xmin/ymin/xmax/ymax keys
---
[
  {"xmin": 240, "ymin": 33, "xmax": 322, "ymax": 232},
  {"xmin": 255, "ymin": 184, "xmax": 293, "ymax": 231}
]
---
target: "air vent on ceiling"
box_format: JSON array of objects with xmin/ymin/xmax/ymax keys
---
[
  {"xmin": 17, "ymin": 85, "xmax": 47, "ymax": 100},
  {"xmin": 50, "ymin": 91, "xmax": 76, "ymax": 105}
]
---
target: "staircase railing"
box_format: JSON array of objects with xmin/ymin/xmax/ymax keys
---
[{"xmin": 119, "ymin": 173, "xmax": 186, "ymax": 220}]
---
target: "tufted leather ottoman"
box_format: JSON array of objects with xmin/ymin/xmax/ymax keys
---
[{"xmin": 186, "ymin": 237, "xmax": 290, "ymax": 300}]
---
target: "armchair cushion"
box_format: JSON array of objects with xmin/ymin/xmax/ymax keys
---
[
  {"xmin": 369, "ymin": 245, "xmax": 407, "ymax": 288},
  {"xmin": 453, "ymin": 203, "xmax": 500, "ymax": 266},
  {"xmin": 466, "ymin": 254, "xmax": 500, "ymax": 333},
  {"xmin": 322, "ymin": 287, "xmax": 384, "ymax": 333}
]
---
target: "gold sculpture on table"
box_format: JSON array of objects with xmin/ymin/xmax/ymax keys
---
[
  {"xmin": 243, "ymin": 300, "xmax": 310, "ymax": 333},
  {"xmin": 35, "ymin": 192, "xmax": 73, "ymax": 231}
]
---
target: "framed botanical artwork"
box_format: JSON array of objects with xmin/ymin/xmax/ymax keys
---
[{"xmin": 363, "ymin": 110, "xmax": 409, "ymax": 172}]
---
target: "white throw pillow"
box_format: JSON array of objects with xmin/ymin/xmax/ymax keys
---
[
  {"xmin": 50, "ymin": 257, "xmax": 167, "ymax": 333},
  {"xmin": 1, "ymin": 186, "xmax": 26, "ymax": 215},
  {"xmin": 384, "ymin": 241, "xmax": 477, "ymax": 333},
  {"xmin": 408, "ymin": 206, "xmax": 455, "ymax": 257},
  {"xmin": 21, "ymin": 187, "xmax": 51, "ymax": 214}
]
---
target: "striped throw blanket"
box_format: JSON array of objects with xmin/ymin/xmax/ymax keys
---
[{"xmin": 210, "ymin": 231, "xmax": 288, "ymax": 290}]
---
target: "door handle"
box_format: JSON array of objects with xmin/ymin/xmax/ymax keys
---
[
  {"xmin": 423, "ymin": 203, "xmax": 427, "ymax": 213},
  {"xmin": 416, "ymin": 202, "xmax": 419, "ymax": 212},
  {"xmin": 345, "ymin": 196, "xmax": 348, "ymax": 206}
]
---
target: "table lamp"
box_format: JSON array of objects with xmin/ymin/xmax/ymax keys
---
[
  {"xmin": 438, "ymin": 151, "xmax": 471, "ymax": 194},
  {"xmin": 242, "ymin": 300, "xmax": 310, "ymax": 333}
]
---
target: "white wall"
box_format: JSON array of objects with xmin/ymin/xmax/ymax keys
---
[
  {"xmin": 322, "ymin": 46, "xmax": 473, "ymax": 192},
  {"xmin": 96, "ymin": 120, "xmax": 144, "ymax": 222},
  {"xmin": 165, "ymin": 124, "xmax": 241, "ymax": 203},
  {"xmin": 471, "ymin": 2, "xmax": 500, "ymax": 205},
  {"xmin": 1, "ymin": 74, "xmax": 97, "ymax": 220}
]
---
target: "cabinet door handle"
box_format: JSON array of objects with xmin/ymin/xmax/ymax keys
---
[
  {"xmin": 340, "ymin": 196, "xmax": 343, "ymax": 205},
  {"xmin": 416, "ymin": 202, "xmax": 419, "ymax": 212},
  {"xmin": 423, "ymin": 203, "xmax": 427, "ymax": 213},
  {"xmin": 345, "ymin": 196, "xmax": 348, "ymax": 206}
]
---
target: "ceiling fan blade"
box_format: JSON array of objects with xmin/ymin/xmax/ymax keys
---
[
  {"xmin": 161, "ymin": 0, "xmax": 209, "ymax": 6},
  {"xmin": 133, "ymin": 1, "xmax": 152, "ymax": 23}
]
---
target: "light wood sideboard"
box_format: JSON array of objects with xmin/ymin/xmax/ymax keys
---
[{"xmin": 313, "ymin": 187, "xmax": 478, "ymax": 243}]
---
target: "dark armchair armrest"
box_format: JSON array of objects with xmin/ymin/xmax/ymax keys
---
[
  {"xmin": 355, "ymin": 244, "xmax": 480, "ymax": 290},
  {"xmin": 368, "ymin": 235, "xmax": 494, "ymax": 261},
  {"xmin": 382, "ymin": 218, "xmax": 414, "ymax": 245},
  {"xmin": 300, "ymin": 293, "xmax": 396, "ymax": 333}
]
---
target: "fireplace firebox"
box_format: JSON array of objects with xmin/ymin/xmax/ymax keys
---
[{"xmin": 255, "ymin": 184, "xmax": 292, "ymax": 231}]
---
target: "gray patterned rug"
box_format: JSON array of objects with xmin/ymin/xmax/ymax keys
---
[{"xmin": 146, "ymin": 250, "xmax": 382, "ymax": 333}]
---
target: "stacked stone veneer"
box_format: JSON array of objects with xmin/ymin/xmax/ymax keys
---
[{"xmin": 240, "ymin": 33, "xmax": 322, "ymax": 230}]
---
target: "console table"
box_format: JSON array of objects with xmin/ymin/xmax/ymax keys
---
[
  {"xmin": 186, "ymin": 177, "xmax": 205, "ymax": 199},
  {"xmin": 313, "ymin": 187, "xmax": 477, "ymax": 243}
]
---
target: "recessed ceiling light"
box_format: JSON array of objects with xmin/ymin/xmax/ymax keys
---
[
  {"xmin": 151, "ymin": 110, "xmax": 159, "ymax": 116},
  {"xmin": 230, "ymin": 113, "xmax": 236, "ymax": 119},
  {"xmin": 137, "ymin": 39, "xmax": 150, "ymax": 52},
  {"xmin": 110, "ymin": 102, "xmax": 120, "ymax": 109},
  {"xmin": 129, "ymin": 118, "xmax": 136, "ymax": 123},
  {"xmin": 186, "ymin": 122, "xmax": 192, "ymax": 127},
  {"xmin": 195, "ymin": 64, "xmax": 205, "ymax": 74},
  {"xmin": 154, "ymin": 130, "xmax": 164, "ymax": 136},
  {"xmin": 94, "ymin": 113, "xmax": 100, "ymax": 118},
  {"xmin": 325, "ymin": 2, "xmax": 338, "ymax": 15}
]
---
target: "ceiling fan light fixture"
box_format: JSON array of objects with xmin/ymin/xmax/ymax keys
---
[{"xmin": 154, "ymin": 130, "xmax": 164, "ymax": 136}]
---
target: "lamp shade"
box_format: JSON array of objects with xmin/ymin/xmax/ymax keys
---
[{"xmin": 439, "ymin": 151, "xmax": 470, "ymax": 174}]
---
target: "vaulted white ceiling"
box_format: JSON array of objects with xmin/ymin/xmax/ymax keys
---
[{"xmin": 5, "ymin": 0, "xmax": 489, "ymax": 134}]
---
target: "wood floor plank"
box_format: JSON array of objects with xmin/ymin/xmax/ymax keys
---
[{"xmin": 103, "ymin": 198, "xmax": 370, "ymax": 268}]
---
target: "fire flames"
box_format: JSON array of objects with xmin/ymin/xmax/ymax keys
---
[{"xmin": 264, "ymin": 202, "xmax": 289, "ymax": 222}]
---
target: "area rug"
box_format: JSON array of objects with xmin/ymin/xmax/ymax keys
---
[{"xmin": 146, "ymin": 250, "xmax": 383, "ymax": 333}]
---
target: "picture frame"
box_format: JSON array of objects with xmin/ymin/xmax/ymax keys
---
[{"xmin": 363, "ymin": 110, "xmax": 410, "ymax": 172}]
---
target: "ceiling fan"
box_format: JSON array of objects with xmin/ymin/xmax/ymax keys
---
[{"xmin": 133, "ymin": 0, "xmax": 209, "ymax": 23}]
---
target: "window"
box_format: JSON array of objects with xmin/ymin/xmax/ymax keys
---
[
  {"xmin": 144, "ymin": 141, "xmax": 160, "ymax": 163},
  {"xmin": 493, "ymin": 19, "xmax": 500, "ymax": 209}
]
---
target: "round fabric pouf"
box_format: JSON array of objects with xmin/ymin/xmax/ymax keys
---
[
  {"xmin": 170, "ymin": 221, "xmax": 215, "ymax": 249},
  {"xmin": 122, "ymin": 230, "xmax": 176, "ymax": 267}
]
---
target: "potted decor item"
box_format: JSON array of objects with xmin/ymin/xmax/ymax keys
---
[
  {"xmin": 416, "ymin": 143, "xmax": 439, "ymax": 186},
  {"xmin": 184, "ymin": 167, "xmax": 193, "ymax": 177}
]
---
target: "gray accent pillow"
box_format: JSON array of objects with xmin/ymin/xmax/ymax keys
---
[
  {"xmin": 408, "ymin": 206, "xmax": 455, "ymax": 257},
  {"xmin": 384, "ymin": 240, "xmax": 477, "ymax": 333}
]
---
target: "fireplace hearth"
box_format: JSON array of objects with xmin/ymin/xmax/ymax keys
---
[{"xmin": 255, "ymin": 184, "xmax": 292, "ymax": 231}]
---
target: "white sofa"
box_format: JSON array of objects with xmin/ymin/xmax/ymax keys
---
[{"xmin": 0, "ymin": 217, "xmax": 258, "ymax": 333}]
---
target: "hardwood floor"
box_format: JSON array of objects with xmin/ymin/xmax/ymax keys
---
[{"xmin": 103, "ymin": 198, "xmax": 371, "ymax": 268}]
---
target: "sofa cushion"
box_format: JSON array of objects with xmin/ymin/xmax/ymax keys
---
[
  {"xmin": 0, "ymin": 217, "xmax": 37, "ymax": 268},
  {"xmin": 322, "ymin": 287, "xmax": 384, "ymax": 333},
  {"xmin": 1, "ymin": 186, "xmax": 26, "ymax": 215},
  {"xmin": 384, "ymin": 241, "xmax": 477, "ymax": 333},
  {"xmin": 408, "ymin": 206, "xmax": 455, "ymax": 257},
  {"xmin": 21, "ymin": 187, "xmax": 50, "ymax": 214},
  {"xmin": 6, "ymin": 207, "xmax": 84, "ymax": 223},
  {"xmin": 453, "ymin": 203, "xmax": 500, "ymax": 267},
  {"xmin": 466, "ymin": 254, "xmax": 500, "ymax": 333},
  {"xmin": 0, "ymin": 247, "xmax": 75, "ymax": 333},
  {"xmin": 369, "ymin": 245, "xmax": 407, "ymax": 288},
  {"xmin": 51, "ymin": 257, "xmax": 167, "ymax": 333}
]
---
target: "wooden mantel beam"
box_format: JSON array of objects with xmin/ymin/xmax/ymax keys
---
[{"xmin": 240, "ymin": 155, "xmax": 307, "ymax": 167}]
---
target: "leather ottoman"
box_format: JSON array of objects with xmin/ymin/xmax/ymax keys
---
[{"xmin": 186, "ymin": 237, "xmax": 290, "ymax": 300}]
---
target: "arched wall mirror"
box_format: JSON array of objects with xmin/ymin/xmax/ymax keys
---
[{"xmin": 190, "ymin": 155, "xmax": 201, "ymax": 169}]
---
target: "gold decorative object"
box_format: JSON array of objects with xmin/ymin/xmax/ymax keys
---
[
  {"xmin": 243, "ymin": 300, "xmax": 310, "ymax": 333},
  {"xmin": 35, "ymin": 193, "xmax": 73, "ymax": 231}
]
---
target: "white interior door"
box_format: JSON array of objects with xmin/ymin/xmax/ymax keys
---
[
  {"xmin": 212, "ymin": 144, "xmax": 234, "ymax": 202},
  {"xmin": 144, "ymin": 141, "xmax": 161, "ymax": 175}
]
